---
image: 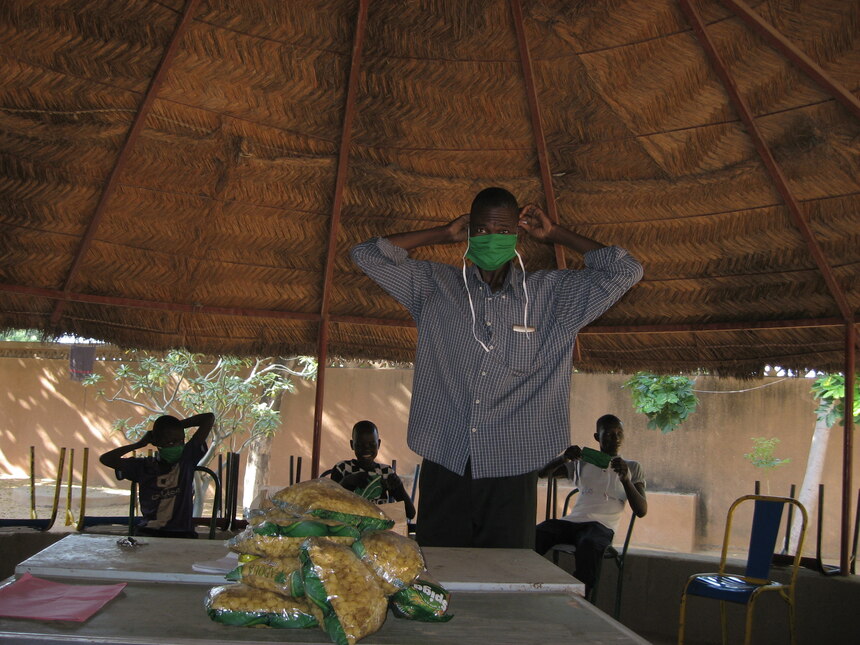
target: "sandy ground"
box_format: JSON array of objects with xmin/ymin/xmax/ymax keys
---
[{"xmin": 0, "ymin": 477, "xmax": 132, "ymax": 527}]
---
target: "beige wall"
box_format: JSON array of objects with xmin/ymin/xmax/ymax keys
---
[{"xmin": 0, "ymin": 350, "xmax": 856, "ymax": 559}]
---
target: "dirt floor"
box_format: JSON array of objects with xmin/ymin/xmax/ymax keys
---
[{"xmin": 0, "ymin": 477, "xmax": 132, "ymax": 524}]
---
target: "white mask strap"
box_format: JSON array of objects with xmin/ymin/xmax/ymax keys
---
[
  {"xmin": 462, "ymin": 244, "xmax": 491, "ymax": 353},
  {"xmin": 515, "ymin": 249, "xmax": 530, "ymax": 338}
]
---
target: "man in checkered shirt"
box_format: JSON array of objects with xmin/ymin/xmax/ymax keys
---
[{"xmin": 351, "ymin": 187, "xmax": 643, "ymax": 548}]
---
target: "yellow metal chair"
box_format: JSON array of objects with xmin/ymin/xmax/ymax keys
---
[{"xmin": 678, "ymin": 495, "xmax": 808, "ymax": 645}]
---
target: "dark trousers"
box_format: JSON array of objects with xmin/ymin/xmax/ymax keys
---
[
  {"xmin": 535, "ymin": 519, "xmax": 614, "ymax": 591},
  {"xmin": 415, "ymin": 458, "xmax": 538, "ymax": 549}
]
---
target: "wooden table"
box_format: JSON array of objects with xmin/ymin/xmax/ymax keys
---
[
  {"xmin": 15, "ymin": 535, "xmax": 584, "ymax": 593},
  {"xmin": 0, "ymin": 576, "xmax": 649, "ymax": 644}
]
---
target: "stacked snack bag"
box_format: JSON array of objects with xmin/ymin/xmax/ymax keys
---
[{"xmin": 205, "ymin": 477, "xmax": 452, "ymax": 645}]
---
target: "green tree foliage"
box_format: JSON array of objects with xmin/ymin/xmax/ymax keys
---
[
  {"xmin": 83, "ymin": 350, "xmax": 317, "ymax": 464},
  {"xmin": 0, "ymin": 329, "xmax": 42, "ymax": 342},
  {"xmin": 622, "ymin": 372, "xmax": 699, "ymax": 433},
  {"xmin": 743, "ymin": 437, "xmax": 791, "ymax": 472},
  {"xmin": 810, "ymin": 373, "xmax": 860, "ymax": 427}
]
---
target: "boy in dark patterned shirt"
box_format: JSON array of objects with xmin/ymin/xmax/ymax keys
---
[
  {"xmin": 329, "ymin": 420, "xmax": 416, "ymax": 519},
  {"xmin": 99, "ymin": 412, "xmax": 214, "ymax": 538}
]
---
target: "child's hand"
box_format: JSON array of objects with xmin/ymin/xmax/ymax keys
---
[{"xmin": 610, "ymin": 457, "xmax": 630, "ymax": 482}]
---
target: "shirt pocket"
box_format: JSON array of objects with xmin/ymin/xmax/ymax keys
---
[{"xmin": 498, "ymin": 330, "xmax": 543, "ymax": 375}]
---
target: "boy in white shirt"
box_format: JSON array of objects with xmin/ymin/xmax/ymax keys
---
[{"xmin": 535, "ymin": 414, "xmax": 647, "ymax": 595}]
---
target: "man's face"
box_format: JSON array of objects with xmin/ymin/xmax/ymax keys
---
[
  {"xmin": 596, "ymin": 425, "xmax": 624, "ymax": 456},
  {"xmin": 469, "ymin": 205, "xmax": 519, "ymax": 237},
  {"xmin": 351, "ymin": 430, "xmax": 380, "ymax": 466}
]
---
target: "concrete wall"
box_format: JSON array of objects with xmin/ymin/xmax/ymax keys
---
[{"xmin": 0, "ymin": 348, "xmax": 856, "ymax": 559}]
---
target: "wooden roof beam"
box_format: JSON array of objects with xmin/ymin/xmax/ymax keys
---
[
  {"xmin": 310, "ymin": 0, "xmax": 370, "ymax": 478},
  {"xmin": 721, "ymin": 0, "xmax": 860, "ymax": 120},
  {"xmin": 510, "ymin": 0, "xmax": 583, "ymax": 361},
  {"xmin": 49, "ymin": 0, "xmax": 201, "ymax": 328},
  {"xmin": 679, "ymin": 0, "xmax": 854, "ymax": 324},
  {"xmin": 4, "ymin": 282, "xmax": 855, "ymax": 336},
  {"xmin": 510, "ymin": 0, "xmax": 566, "ymax": 271}
]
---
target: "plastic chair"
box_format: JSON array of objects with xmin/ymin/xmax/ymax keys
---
[
  {"xmin": 678, "ymin": 495, "xmax": 808, "ymax": 645},
  {"xmin": 547, "ymin": 479, "xmax": 637, "ymax": 619}
]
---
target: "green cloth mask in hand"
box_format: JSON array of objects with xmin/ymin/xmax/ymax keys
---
[
  {"xmin": 158, "ymin": 446, "xmax": 183, "ymax": 464},
  {"xmin": 465, "ymin": 234, "xmax": 517, "ymax": 271},
  {"xmin": 581, "ymin": 446, "xmax": 613, "ymax": 469}
]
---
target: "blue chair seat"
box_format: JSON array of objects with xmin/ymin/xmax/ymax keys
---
[
  {"xmin": 678, "ymin": 495, "xmax": 808, "ymax": 645},
  {"xmin": 686, "ymin": 574, "xmax": 781, "ymax": 604}
]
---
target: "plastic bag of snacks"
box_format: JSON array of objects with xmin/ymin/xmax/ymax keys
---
[
  {"xmin": 225, "ymin": 556, "xmax": 305, "ymax": 597},
  {"xmin": 300, "ymin": 537, "xmax": 388, "ymax": 645},
  {"xmin": 272, "ymin": 477, "xmax": 394, "ymax": 533},
  {"xmin": 388, "ymin": 575, "xmax": 453, "ymax": 622},
  {"xmin": 351, "ymin": 530, "xmax": 425, "ymax": 595},
  {"xmin": 205, "ymin": 583, "xmax": 322, "ymax": 628},
  {"xmin": 245, "ymin": 506, "xmax": 307, "ymax": 528},
  {"xmin": 227, "ymin": 519, "xmax": 360, "ymax": 559}
]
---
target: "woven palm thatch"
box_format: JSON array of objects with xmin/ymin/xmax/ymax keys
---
[{"xmin": 0, "ymin": 0, "xmax": 857, "ymax": 376}]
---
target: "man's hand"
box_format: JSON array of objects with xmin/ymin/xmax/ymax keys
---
[
  {"xmin": 137, "ymin": 431, "xmax": 153, "ymax": 447},
  {"xmin": 611, "ymin": 457, "xmax": 630, "ymax": 482},
  {"xmin": 446, "ymin": 214, "xmax": 469, "ymax": 243},
  {"xmin": 518, "ymin": 204, "xmax": 555, "ymax": 242},
  {"xmin": 563, "ymin": 445, "xmax": 582, "ymax": 462}
]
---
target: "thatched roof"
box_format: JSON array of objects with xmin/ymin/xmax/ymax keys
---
[{"xmin": 0, "ymin": 0, "xmax": 857, "ymax": 376}]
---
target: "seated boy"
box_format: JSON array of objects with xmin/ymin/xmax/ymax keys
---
[
  {"xmin": 329, "ymin": 420, "xmax": 416, "ymax": 519},
  {"xmin": 99, "ymin": 412, "xmax": 214, "ymax": 538},
  {"xmin": 534, "ymin": 414, "xmax": 647, "ymax": 596}
]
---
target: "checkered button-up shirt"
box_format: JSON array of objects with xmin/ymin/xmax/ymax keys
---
[{"xmin": 351, "ymin": 237, "xmax": 643, "ymax": 479}]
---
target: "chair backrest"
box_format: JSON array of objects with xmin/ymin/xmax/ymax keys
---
[
  {"xmin": 562, "ymin": 487, "xmax": 579, "ymax": 517},
  {"xmin": 544, "ymin": 474, "xmax": 580, "ymax": 520},
  {"xmin": 194, "ymin": 466, "xmax": 221, "ymax": 539},
  {"xmin": 720, "ymin": 495, "xmax": 808, "ymax": 583}
]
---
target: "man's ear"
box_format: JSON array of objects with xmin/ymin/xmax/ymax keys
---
[
  {"xmin": 377, "ymin": 439, "xmax": 382, "ymax": 448},
  {"xmin": 593, "ymin": 432, "xmax": 600, "ymax": 443},
  {"xmin": 349, "ymin": 440, "xmax": 355, "ymax": 450}
]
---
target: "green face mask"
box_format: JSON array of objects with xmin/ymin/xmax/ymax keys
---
[
  {"xmin": 158, "ymin": 446, "xmax": 183, "ymax": 464},
  {"xmin": 465, "ymin": 234, "xmax": 518, "ymax": 271}
]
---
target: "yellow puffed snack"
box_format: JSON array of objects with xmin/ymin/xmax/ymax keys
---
[
  {"xmin": 271, "ymin": 477, "xmax": 394, "ymax": 532},
  {"xmin": 351, "ymin": 530, "xmax": 425, "ymax": 595},
  {"xmin": 225, "ymin": 556, "xmax": 305, "ymax": 597},
  {"xmin": 227, "ymin": 519, "xmax": 359, "ymax": 559},
  {"xmin": 300, "ymin": 537, "xmax": 388, "ymax": 645},
  {"xmin": 205, "ymin": 583, "xmax": 322, "ymax": 629}
]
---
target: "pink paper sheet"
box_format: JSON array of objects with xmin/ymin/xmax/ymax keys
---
[{"xmin": 0, "ymin": 573, "xmax": 126, "ymax": 622}]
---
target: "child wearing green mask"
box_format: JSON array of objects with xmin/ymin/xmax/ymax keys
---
[{"xmin": 99, "ymin": 412, "xmax": 214, "ymax": 538}]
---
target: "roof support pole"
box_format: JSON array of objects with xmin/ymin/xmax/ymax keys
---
[
  {"xmin": 720, "ymin": 0, "xmax": 860, "ymax": 120},
  {"xmin": 841, "ymin": 322, "xmax": 855, "ymax": 575},
  {"xmin": 310, "ymin": 0, "xmax": 369, "ymax": 478},
  {"xmin": 49, "ymin": 0, "xmax": 201, "ymax": 327},
  {"xmin": 680, "ymin": 0, "xmax": 857, "ymax": 574}
]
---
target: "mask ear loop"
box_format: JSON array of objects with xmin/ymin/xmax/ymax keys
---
[
  {"xmin": 462, "ymin": 242, "xmax": 491, "ymax": 353},
  {"xmin": 514, "ymin": 249, "xmax": 530, "ymax": 339}
]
